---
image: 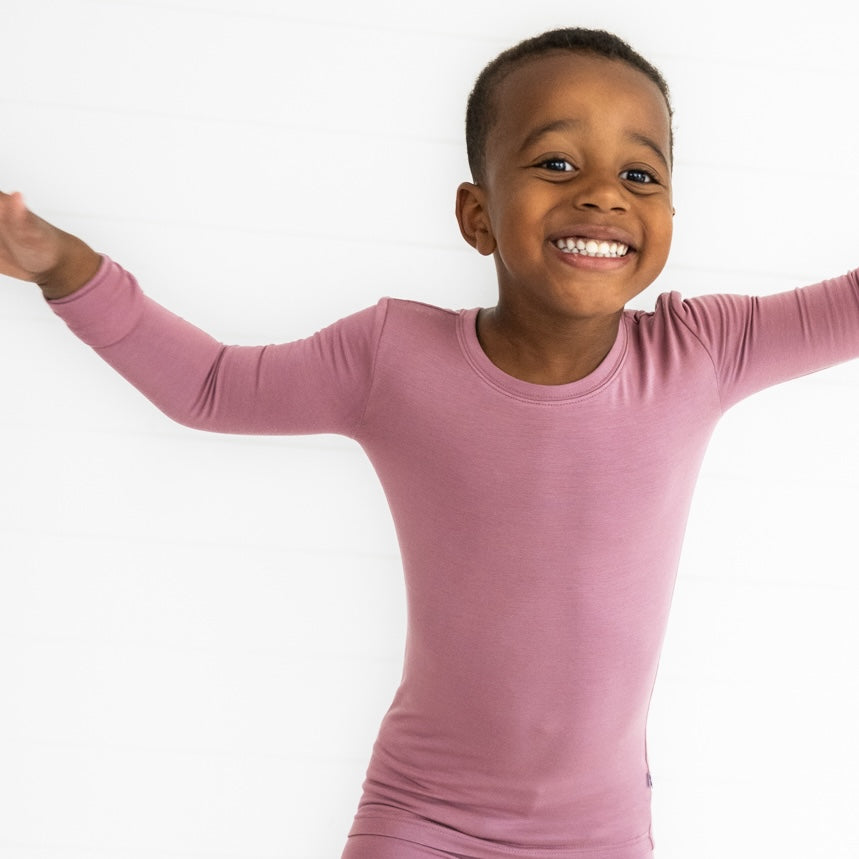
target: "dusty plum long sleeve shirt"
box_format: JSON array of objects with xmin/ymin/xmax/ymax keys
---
[{"xmin": 51, "ymin": 258, "xmax": 859, "ymax": 858}]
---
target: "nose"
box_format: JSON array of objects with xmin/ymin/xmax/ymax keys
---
[{"xmin": 570, "ymin": 171, "xmax": 628, "ymax": 213}]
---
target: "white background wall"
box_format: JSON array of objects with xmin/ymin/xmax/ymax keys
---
[{"xmin": 2, "ymin": 1, "xmax": 858, "ymax": 857}]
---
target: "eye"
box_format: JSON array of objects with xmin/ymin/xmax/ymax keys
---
[
  {"xmin": 620, "ymin": 168, "xmax": 657, "ymax": 184},
  {"xmin": 537, "ymin": 158, "xmax": 575, "ymax": 173}
]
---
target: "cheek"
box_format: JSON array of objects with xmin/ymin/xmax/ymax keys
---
[
  {"xmin": 494, "ymin": 229, "xmax": 546, "ymax": 274},
  {"xmin": 491, "ymin": 196, "xmax": 547, "ymax": 250},
  {"xmin": 645, "ymin": 206, "xmax": 674, "ymax": 250},
  {"xmin": 660, "ymin": 217, "xmax": 674, "ymax": 252},
  {"xmin": 655, "ymin": 217, "xmax": 673, "ymax": 250},
  {"xmin": 638, "ymin": 214, "xmax": 674, "ymax": 280}
]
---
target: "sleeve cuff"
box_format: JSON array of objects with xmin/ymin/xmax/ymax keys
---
[{"xmin": 48, "ymin": 255, "xmax": 146, "ymax": 348}]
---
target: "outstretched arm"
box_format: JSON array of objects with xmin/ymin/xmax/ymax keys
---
[
  {"xmin": 1, "ymin": 193, "xmax": 384, "ymax": 439},
  {"xmin": 0, "ymin": 190, "xmax": 101, "ymax": 299}
]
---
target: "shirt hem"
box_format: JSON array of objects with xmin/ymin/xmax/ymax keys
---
[{"xmin": 348, "ymin": 814, "xmax": 654, "ymax": 859}]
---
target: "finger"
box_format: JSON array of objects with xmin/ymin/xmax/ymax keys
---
[
  {"xmin": 0, "ymin": 190, "xmax": 25, "ymax": 221},
  {"xmin": 0, "ymin": 192, "xmax": 40, "ymax": 236},
  {"xmin": 0, "ymin": 189, "xmax": 26, "ymax": 205},
  {"xmin": 7, "ymin": 191, "xmax": 26, "ymax": 214},
  {"xmin": 10, "ymin": 192, "xmax": 30, "ymax": 225}
]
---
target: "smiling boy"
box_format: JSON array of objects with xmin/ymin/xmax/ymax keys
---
[
  {"xmin": 458, "ymin": 37, "xmax": 674, "ymax": 389},
  {"xmin": 2, "ymin": 26, "xmax": 859, "ymax": 859}
]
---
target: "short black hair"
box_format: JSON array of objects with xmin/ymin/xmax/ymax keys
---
[{"xmin": 465, "ymin": 28, "xmax": 674, "ymax": 184}]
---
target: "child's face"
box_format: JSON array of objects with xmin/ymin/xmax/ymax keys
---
[{"xmin": 458, "ymin": 52, "xmax": 674, "ymax": 322}]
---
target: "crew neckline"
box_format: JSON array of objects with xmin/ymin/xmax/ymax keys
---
[{"xmin": 456, "ymin": 307, "xmax": 628, "ymax": 403}]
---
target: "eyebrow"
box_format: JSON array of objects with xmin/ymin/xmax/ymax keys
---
[
  {"xmin": 624, "ymin": 131, "xmax": 671, "ymax": 171},
  {"xmin": 518, "ymin": 118, "xmax": 670, "ymax": 171},
  {"xmin": 517, "ymin": 119, "xmax": 582, "ymax": 155}
]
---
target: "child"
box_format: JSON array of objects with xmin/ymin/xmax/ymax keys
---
[{"xmin": 2, "ymin": 27, "xmax": 858, "ymax": 859}]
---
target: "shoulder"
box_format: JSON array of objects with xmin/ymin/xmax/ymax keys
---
[
  {"xmin": 625, "ymin": 290, "xmax": 755, "ymax": 345},
  {"xmin": 382, "ymin": 297, "xmax": 460, "ymax": 321},
  {"xmin": 376, "ymin": 297, "xmax": 463, "ymax": 341},
  {"xmin": 627, "ymin": 290, "xmax": 744, "ymax": 324},
  {"xmin": 324, "ymin": 298, "xmax": 467, "ymax": 365}
]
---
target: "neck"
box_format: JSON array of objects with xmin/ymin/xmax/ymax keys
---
[{"xmin": 476, "ymin": 303, "xmax": 623, "ymax": 386}]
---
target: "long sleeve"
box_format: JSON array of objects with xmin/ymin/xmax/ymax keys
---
[
  {"xmin": 48, "ymin": 256, "xmax": 387, "ymax": 437},
  {"xmin": 669, "ymin": 269, "xmax": 859, "ymax": 411}
]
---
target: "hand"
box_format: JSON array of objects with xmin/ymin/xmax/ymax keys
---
[{"xmin": 0, "ymin": 190, "xmax": 101, "ymax": 299}]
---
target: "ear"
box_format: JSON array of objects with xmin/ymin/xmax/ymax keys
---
[{"xmin": 455, "ymin": 182, "xmax": 496, "ymax": 256}]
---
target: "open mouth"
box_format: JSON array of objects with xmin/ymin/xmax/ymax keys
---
[{"xmin": 553, "ymin": 237, "xmax": 631, "ymax": 258}]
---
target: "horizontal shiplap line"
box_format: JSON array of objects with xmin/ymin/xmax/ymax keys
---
[
  {"xmin": 84, "ymin": 0, "xmax": 506, "ymax": 45},
  {"xmin": 0, "ymin": 522, "xmax": 399, "ymax": 559},
  {"xmin": 33, "ymin": 207, "xmax": 470, "ymax": 255},
  {"xmin": 0, "ymin": 842, "xmax": 284, "ymax": 859},
  {"xmin": 0, "ymin": 95, "xmax": 462, "ymax": 148}
]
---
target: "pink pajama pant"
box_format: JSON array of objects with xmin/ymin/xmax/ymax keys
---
[{"xmin": 342, "ymin": 834, "xmax": 468, "ymax": 858}]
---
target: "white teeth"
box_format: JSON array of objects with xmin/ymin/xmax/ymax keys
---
[{"xmin": 554, "ymin": 237, "xmax": 630, "ymax": 258}]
